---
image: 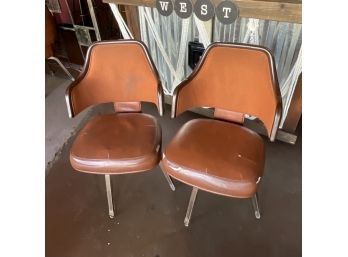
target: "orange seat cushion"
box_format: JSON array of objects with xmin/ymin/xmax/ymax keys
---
[
  {"xmin": 162, "ymin": 119, "xmax": 265, "ymax": 198},
  {"xmin": 70, "ymin": 113, "xmax": 161, "ymax": 174}
]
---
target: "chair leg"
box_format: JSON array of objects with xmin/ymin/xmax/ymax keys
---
[
  {"xmin": 251, "ymin": 193, "xmax": 261, "ymax": 219},
  {"xmin": 105, "ymin": 175, "xmax": 115, "ymax": 219},
  {"xmin": 184, "ymin": 187, "xmax": 199, "ymax": 227},
  {"xmin": 159, "ymin": 163, "xmax": 176, "ymax": 191}
]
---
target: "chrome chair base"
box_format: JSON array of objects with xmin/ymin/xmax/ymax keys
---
[
  {"xmin": 105, "ymin": 175, "xmax": 115, "ymax": 219},
  {"xmin": 103, "ymin": 170, "xmax": 176, "ymax": 219},
  {"xmin": 104, "ymin": 175, "xmax": 260, "ymax": 223},
  {"xmin": 184, "ymin": 187, "xmax": 199, "ymax": 227},
  {"xmin": 159, "ymin": 162, "xmax": 176, "ymax": 191},
  {"xmin": 183, "ymin": 188, "xmax": 261, "ymax": 227},
  {"xmin": 251, "ymin": 193, "xmax": 261, "ymax": 219}
]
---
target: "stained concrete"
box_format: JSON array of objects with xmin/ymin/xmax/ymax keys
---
[{"xmin": 46, "ymin": 102, "xmax": 301, "ymax": 257}]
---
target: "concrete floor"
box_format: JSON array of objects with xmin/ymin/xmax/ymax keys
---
[
  {"xmin": 46, "ymin": 99, "xmax": 301, "ymax": 257},
  {"xmin": 45, "ymin": 73, "xmax": 93, "ymax": 173}
]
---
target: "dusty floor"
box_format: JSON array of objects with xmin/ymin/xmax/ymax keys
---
[{"xmin": 46, "ymin": 103, "xmax": 301, "ymax": 257}]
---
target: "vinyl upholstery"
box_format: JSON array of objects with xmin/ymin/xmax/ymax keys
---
[
  {"xmin": 114, "ymin": 102, "xmax": 142, "ymax": 113},
  {"xmin": 173, "ymin": 43, "xmax": 281, "ymax": 139},
  {"xmin": 70, "ymin": 113, "xmax": 161, "ymax": 174},
  {"xmin": 162, "ymin": 119, "xmax": 264, "ymax": 198},
  {"xmin": 66, "ymin": 40, "xmax": 163, "ymax": 117},
  {"xmin": 66, "ymin": 40, "xmax": 163, "ymax": 175},
  {"xmin": 163, "ymin": 43, "xmax": 282, "ymax": 198}
]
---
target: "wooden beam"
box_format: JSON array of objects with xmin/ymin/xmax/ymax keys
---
[
  {"xmin": 124, "ymin": 5, "xmax": 141, "ymax": 40},
  {"xmin": 103, "ymin": 0, "xmax": 302, "ymax": 23}
]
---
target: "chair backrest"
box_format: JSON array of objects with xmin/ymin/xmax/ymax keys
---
[
  {"xmin": 172, "ymin": 43, "xmax": 282, "ymax": 141},
  {"xmin": 65, "ymin": 40, "xmax": 163, "ymax": 117}
]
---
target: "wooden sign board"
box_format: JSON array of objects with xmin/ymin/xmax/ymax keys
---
[{"xmin": 103, "ymin": 0, "xmax": 302, "ymax": 24}]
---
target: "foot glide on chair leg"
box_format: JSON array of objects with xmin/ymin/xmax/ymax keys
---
[
  {"xmin": 251, "ymin": 193, "xmax": 261, "ymax": 219},
  {"xmin": 184, "ymin": 187, "xmax": 198, "ymax": 227},
  {"xmin": 105, "ymin": 175, "xmax": 115, "ymax": 219}
]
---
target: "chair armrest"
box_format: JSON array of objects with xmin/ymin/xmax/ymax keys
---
[{"xmin": 65, "ymin": 82, "xmax": 75, "ymax": 119}]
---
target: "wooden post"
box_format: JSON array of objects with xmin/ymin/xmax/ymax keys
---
[{"xmin": 124, "ymin": 5, "xmax": 141, "ymax": 40}]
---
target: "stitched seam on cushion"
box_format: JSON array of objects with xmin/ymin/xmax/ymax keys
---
[
  {"xmin": 72, "ymin": 164, "xmax": 157, "ymax": 174},
  {"xmin": 71, "ymin": 154, "xmax": 159, "ymax": 172},
  {"xmin": 161, "ymin": 164, "xmax": 254, "ymax": 198},
  {"xmin": 165, "ymin": 158, "xmax": 259, "ymax": 183},
  {"xmin": 70, "ymin": 152, "xmax": 157, "ymax": 162}
]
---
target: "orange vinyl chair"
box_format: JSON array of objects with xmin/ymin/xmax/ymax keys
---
[
  {"xmin": 65, "ymin": 40, "xmax": 175, "ymax": 218},
  {"xmin": 161, "ymin": 43, "xmax": 282, "ymax": 226}
]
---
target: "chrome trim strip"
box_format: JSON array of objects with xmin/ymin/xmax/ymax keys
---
[{"xmin": 47, "ymin": 56, "xmax": 75, "ymax": 81}]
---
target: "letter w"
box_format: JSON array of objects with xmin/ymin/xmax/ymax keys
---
[{"xmin": 160, "ymin": 1, "xmax": 169, "ymax": 11}]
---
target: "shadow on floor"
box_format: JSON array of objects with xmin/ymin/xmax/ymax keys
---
[{"xmin": 46, "ymin": 103, "xmax": 301, "ymax": 257}]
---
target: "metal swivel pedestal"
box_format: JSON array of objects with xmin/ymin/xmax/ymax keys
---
[
  {"xmin": 251, "ymin": 193, "xmax": 261, "ymax": 219},
  {"xmin": 105, "ymin": 175, "xmax": 114, "ymax": 219},
  {"xmin": 159, "ymin": 162, "xmax": 176, "ymax": 191},
  {"xmin": 183, "ymin": 188, "xmax": 261, "ymax": 227}
]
